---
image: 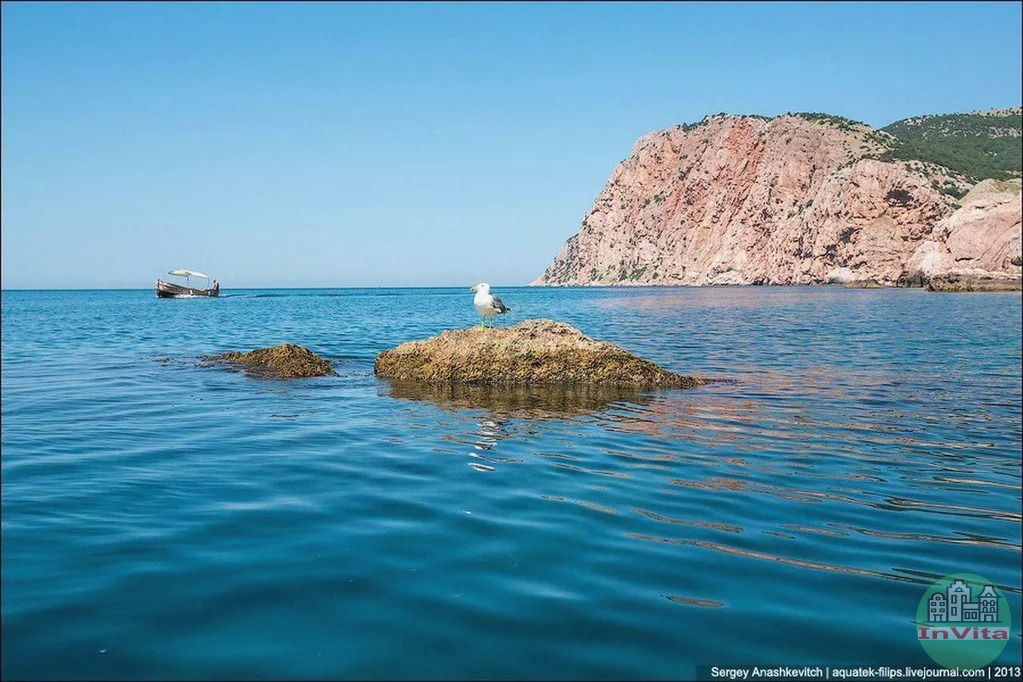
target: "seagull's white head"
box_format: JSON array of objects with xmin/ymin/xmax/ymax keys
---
[{"xmin": 470, "ymin": 282, "xmax": 490, "ymax": 294}]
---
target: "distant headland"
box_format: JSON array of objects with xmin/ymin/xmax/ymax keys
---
[{"xmin": 531, "ymin": 108, "xmax": 1022, "ymax": 290}]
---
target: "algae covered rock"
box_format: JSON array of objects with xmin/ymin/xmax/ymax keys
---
[
  {"xmin": 203, "ymin": 344, "xmax": 337, "ymax": 378},
  {"xmin": 375, "ymin": 319, "xmax": 703, "ymax": 388}
]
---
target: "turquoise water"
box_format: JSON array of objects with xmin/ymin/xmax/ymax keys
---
[{"xmin": 2, "ymin": 287, "xmax": 1021, "ymax": 680}]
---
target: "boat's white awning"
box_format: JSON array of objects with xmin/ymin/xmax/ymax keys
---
[{"xmin": 168, "ymin": 269, "xmax": 209, "ymax": 278}]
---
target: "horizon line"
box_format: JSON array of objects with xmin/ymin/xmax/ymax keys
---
[{"xmin": 1, "ymin": 284, "xmax": 535, "ymax": 292}]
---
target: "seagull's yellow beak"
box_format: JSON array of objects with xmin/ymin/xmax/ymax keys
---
[{"xmin": 470, "ymin": 285, "xmax": 478, "ymax": 292}]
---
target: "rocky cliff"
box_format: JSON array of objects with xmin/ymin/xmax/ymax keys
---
[
  {"xmin": 531, "ymin": 110, "xmax": 1021, "ymax": 287},
  {"xmin": 903, "ymin": 179, "xmax": 1022, "ymax": 284}
]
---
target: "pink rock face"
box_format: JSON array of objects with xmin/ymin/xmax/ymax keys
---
[
  {"xmin": 905, "ymin": 180, "xmax": 1022, "ymax": 279},
  {"xmin": 531, "ymin": 114, "xmax": 982, "ymax": 286}
]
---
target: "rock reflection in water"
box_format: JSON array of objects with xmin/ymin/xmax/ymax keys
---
[
  {"xmin": 383, "ymin": 380, "xmax": 655, "ymax": 420},
  {"xmin": 383, "ymin": 381, "xmax": 660, "ymax": 473}
]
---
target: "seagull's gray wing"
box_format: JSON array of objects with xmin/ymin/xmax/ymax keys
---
[{"xmin": 490, "ymin": 295, "xmax": 510, "ymax": 314}]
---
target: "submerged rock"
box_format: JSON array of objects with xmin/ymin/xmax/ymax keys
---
[
  {"xmin": 375, "ymin": 319, "xmax": 704, "ymax": 388},
  {"xmin": 203, "ymin": 344, "xmax": 337, "ymax": 378}
]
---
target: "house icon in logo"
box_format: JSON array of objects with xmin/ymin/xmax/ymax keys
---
[{"xmin": 927, "ymin": 579, "xmax": 999, "ymax": 623}]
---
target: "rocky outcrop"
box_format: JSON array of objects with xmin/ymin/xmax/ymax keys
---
[
  {"xmin": 844, "ymin": 279, "xmax": 885, "ymax": 289},
  {"xmin": 203, "ymin": 344, "xmax": 337, "ymax": 378},
  {"xmin": 902, "ymin": 179, "xmax": 1022, "ymax": 289},
  {"xmin": 926, "ymin": 273, "xmax": 1021, "ymax": 292},
  {"xmin": 375, "ymin": 319, "xmax": 703, "ymax": 387},
  {"xmin": 530, "ymin": 112, "xmax": 1020, "ymax": 287}
]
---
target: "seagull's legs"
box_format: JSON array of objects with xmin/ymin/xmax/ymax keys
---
[{"xmin": 480, "ymin": 316, "xmax": 486, "ymax": 330}]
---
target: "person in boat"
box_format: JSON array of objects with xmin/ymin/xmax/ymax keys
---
[{"xmin": 213, "ymin": 280, "xmax": 219, "ymax": 292}]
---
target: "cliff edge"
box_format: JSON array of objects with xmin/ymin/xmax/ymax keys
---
[{"xmin": 532, "ymin": 109, "xmax": 1021, "ymax": 287}]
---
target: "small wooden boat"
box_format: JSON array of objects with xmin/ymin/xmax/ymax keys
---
[{"xmin": 156, "ymin": 269, "xmax": 220, "ymax": 298}]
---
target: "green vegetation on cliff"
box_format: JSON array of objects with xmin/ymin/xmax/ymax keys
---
[
  {"xmin": 670, "ymin": 107, "xmax": 1021, "ymax": 184},
  {"xmin": 791, "ymin": 112, "xmax": 866, "ymax": 131},
  {"xmin": 880, "ymin": 109, "xmax": 1022, "ymax": 182}
]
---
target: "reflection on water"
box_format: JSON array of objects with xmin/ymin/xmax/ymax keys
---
[
  {"xmin": 383, "ymin": 379, "xmax": 656, "ymax": 419},
  {"xmin": 666, "ymin": 595, "xmax": 726, "ymax": 608}
]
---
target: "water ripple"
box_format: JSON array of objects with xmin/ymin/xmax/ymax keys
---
[{"xmin": 3, "ymin": 287, "xmax": 1021, "ymax": 679}]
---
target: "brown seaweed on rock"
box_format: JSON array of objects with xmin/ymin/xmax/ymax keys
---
[
  {"xmin": 374, "ymin": 319, "xmax": 704, "ymax": 388},
  {"xmin": 202, "ymin": 344, "xmax": 337, "ymax": 379}
]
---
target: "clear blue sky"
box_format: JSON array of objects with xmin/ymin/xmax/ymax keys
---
[{"xmin": 2, "ymin": 1, "xmax": 1021, "ymax": 288}]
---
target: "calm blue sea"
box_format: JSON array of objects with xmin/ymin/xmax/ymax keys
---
[{"xmin": 2, "ymin": 287, "xmax": 1021, "ymax": 680}]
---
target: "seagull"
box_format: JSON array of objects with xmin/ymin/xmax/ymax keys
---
[{"xmin": 470, "ymin": 282, "xmax": 510, "ymax": 329}]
